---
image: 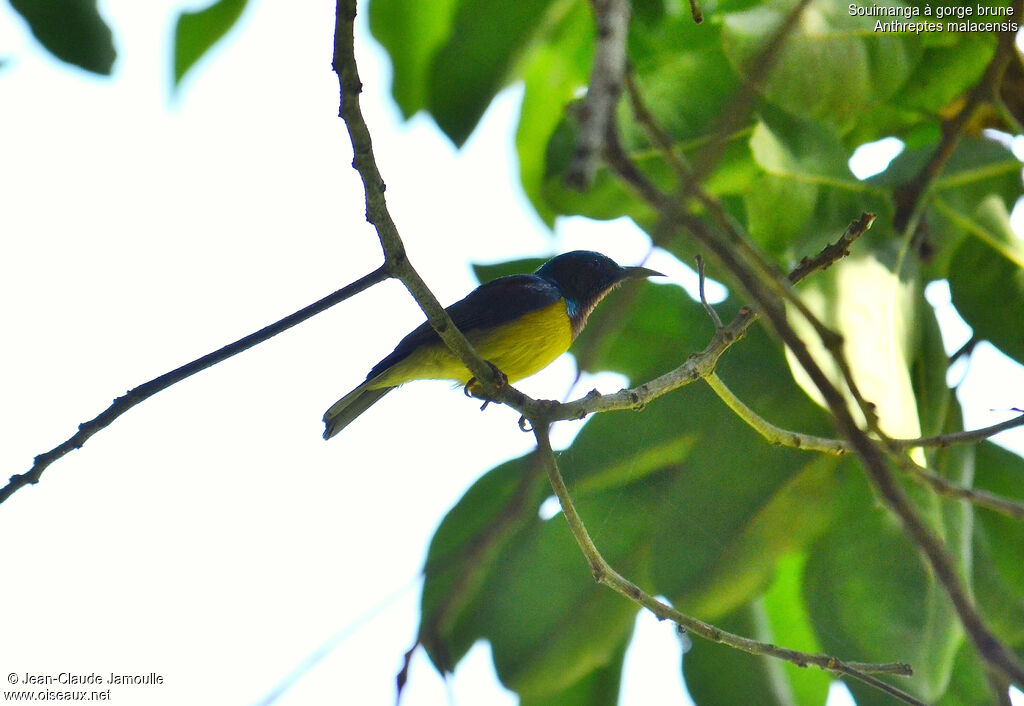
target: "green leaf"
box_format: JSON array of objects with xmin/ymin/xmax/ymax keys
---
[
  {"xmin": 784, "ymin": 252, "xmax": 925, "ymax": 441},
  {"xmin": 748, "ymin": 109, "xmax": 868, "ymax": 192},
  {"xmin": 626, "ymin": 14, "xmax": 741, "ymax": 145},
  {"xmin": 935, "ymin": 642, "xmax": 995, "ymax": 706},
  {"xmin": 721, "ymin": 0, "xmax": 922, "ymax": 130},
  {"xmin": 743, "ymin": 172, "xmax": 819, "ymax": 258},
  {"xmin": 368, "ymin": 0, "xmax": 460, "ymax": 117},
  {"xmin": 892, "ymin": 31, "xmax": 995, "ymax": 116},
  {"xmin": 476, "ymin": 484, "xmax": 651, "ymax": 698},
  {"xmin": 912, "ymin": 283, "xmax": 954, "ymax": 440},
  {"xmin": 760, "ymin": 554, "xmax": 833, "ymax": 706},
  {"xmin": 427, "ymin": 0, "xmax": 555, "ymax": 146},
  {"xmin": 420, "ymin": 456, "xmax": 549, "ymax": 670},
  {"xmin": 684, "ymin": 557, "xmax": 833, "ymax": 706},
  {"xmin": 874, "ymin": 137, "xmax": 1022, "ymax": 278},
  {"xmin": 419, "ymin": 453, "xmax": 647, "ymax": 699},
  {"xmin": 521, "ymin": 636, "xmax": 629, "ymax": 706},
  {"xmin": 9, "ymin": 0, "xmax": 115, "ymax": 74},
  {"xmin": 947, "ymin": 195, "xmax": 1024, "ymax": 366},
  {"xmin": 683, "ymin": 602, "xmax": 795, "ymax": 706},
  {"xmin": 803, "ymin": 485, "xmax": 962, "ymax": 703},
  {"xmin": 472, "ymin": 257, "xmax": 546, "ymax": 284},
  {"xmin": 671, "ymin": 454, "xmax": 845, "ymax": 619},
  {"xmin": 516, "ymin": 0, "xmax": 594, "ymax": 225},
  {"xmin": 972, "ymin": 442, "xmax": 1024, "ymax": 646},
  {"xmin": 172, "ymin": 0, "xmax": 250, "ymax": 90},
  {"xmin": 420, "ymin": 274, "xmax": 841, "ymax": 700},
  {"xmin": 579, "ymin": 286, "xmax": 843, "ymax": 619}
]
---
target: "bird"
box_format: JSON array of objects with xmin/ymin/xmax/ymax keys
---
[{"xmin": 322, "ymin": 250, "xmax": 663, "ymax": 439}]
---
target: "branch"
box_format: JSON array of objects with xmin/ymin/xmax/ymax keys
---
[
  {"xmin": 566, "ymin": 0, "xmax": 631, "ymax": 189},
  {"xmin": 895, "ymin": 413, "xmax": 1024, "ymax": 450},
  {"xmin": 705, "ymin": 373, "xmax": 849, "ymax": 455},
  {"xmin": 603, "ymin": 131, "xmax": 1024, "ymax": 689},
  {"xmin": 705, "ymin": 373, "xmax": 1024, "ymax": 520},
  {"xmin": 894, "ymin": 454, "xmax": 1024, "ymax": 521},
  {"xmin": 613, "ymin": 94, "xmax": 885, "ymax": 436},
  {"xmin": 332, "ymin": 0, "xmax": 502, "ymax": 397},
  {"xmin": 605, "ymin": 50, "xmax": 1024, "ymax": 682},
  {"xmin": 2, "ymin": 266, "xmax": 389, "ymax": 505},
  {"xmin": 530, "ymin": 423, "xmax": 924, "ymax": 706}
]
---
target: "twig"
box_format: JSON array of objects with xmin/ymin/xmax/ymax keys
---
[
  {"xmin": 2, "ymin": 0, "xmax": 508, "ymax": 505},
  {"xmin": 695, "ymin": 255, "xmax": 723, "ymax": 329},
  {"xmin": 1, "ymin": 266, "xmax": 389, "ymax": 505},
  {"xmin": 894, "ymin": 413, "xmax": 1024, "ymax": 450},
  {"xmin": 686, "ymin": 0, "xmax": 703, "ymax": 24},
  {"xmin": 694, "ymin": 227, "xmax": 1024, "ymax": 687},
  {"xmin": 624, "ymin": 69, "xmax": 689, "ymax": 185},
  {"xmin": 949, "ymin": 335, "xmax": 979, "ymax": 365},
  {"xmin": 705, "ymin": 373, "xmax": 849, "ymax": 455},
  {"xmin": 566, "ymin": 0, "xmax": 631, "ymax": 189},
  {"xmin": 705, "ymin": 373, "xmax": 1024, "ymax": 519},
  {"xmin": 894, "ymin": 454, "xmax": 1024, "ymax": 520},
  {"xmin": 530, "ymin": 423, "xmax": 924, "ymax": 705},
  {"xmin": 787, "ymin": 214, "xmax": 876, "ymax": 283}
]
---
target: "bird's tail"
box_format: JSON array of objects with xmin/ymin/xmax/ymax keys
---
[{"xmin": 322, "ymin": 383, "xmax": 394, "ymax": 439}]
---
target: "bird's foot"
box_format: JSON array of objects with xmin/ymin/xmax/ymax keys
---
[{"xmin": 463, "ymin": 362, "xmax": 508, "ymax": 410}]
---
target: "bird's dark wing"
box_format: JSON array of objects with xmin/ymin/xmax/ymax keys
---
[{"xmin": 366, "ymin": 274, "xmax": 562, "ymax": 380}]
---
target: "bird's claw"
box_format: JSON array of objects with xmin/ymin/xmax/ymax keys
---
[{"xmin": 464, "ymin": 362, "xmax": 508, "ymax": 411}]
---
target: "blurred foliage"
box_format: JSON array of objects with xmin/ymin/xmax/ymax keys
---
[
  {"xmin": 4, "ymin": 0, "xmax": 251, "ymax": 89},
  {"xmin": 372, "ymin": 0, "xmax": 1024, "ymax": 703},
  {"xmin": 171, "ymin": 0, "xmax": 251, "ymax": 90},
  {"xmin": 8, "ymin": 0, "xmax": 115, "ymax": 74}
]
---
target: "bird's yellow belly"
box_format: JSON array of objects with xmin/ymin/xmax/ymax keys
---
[{"xmin": 372, "ymin": 300, "xmax": 573, "ymax": 388}]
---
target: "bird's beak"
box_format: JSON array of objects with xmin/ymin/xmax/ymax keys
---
[{"xmin": 622, "ymin": 265, "xmax": 664, "ymax": 280}]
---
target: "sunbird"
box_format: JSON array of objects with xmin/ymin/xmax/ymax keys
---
[{"xmin": 323, "ymin": 250, "xmax": 662, "ymax": 438}]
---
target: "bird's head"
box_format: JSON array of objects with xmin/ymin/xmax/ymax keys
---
[{"xmin": 535, "ymin": 250, "xmax": 663, "ymax": 335}]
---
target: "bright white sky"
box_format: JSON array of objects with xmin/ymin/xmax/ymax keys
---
[{"xmin": 1, "ymin": 3, "xmax": 1022, "ymax": 706}]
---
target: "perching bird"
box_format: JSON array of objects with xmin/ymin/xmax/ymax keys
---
[{"xmin": 322, "ymin": 250, "xmax": 662, "ymax": 439}]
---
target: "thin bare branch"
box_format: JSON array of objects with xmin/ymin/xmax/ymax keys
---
[
  {"xmin": 894, "ymin": 413, "xmax": 1024, "ymax": 450},
  {"xmin": 896, "ymin": 455, "xmax": 1024, "ymax": 520},
  {"xmin": 2, "ymin": 266, "xmax": 388, "ymax": 505},
  {"xmin": 696, "ymin": 255, "xmax": 724, "ymax": 329},
  {"xmin": 686, "ymin": 0, "xmax": 703, "ymax": 24}
]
